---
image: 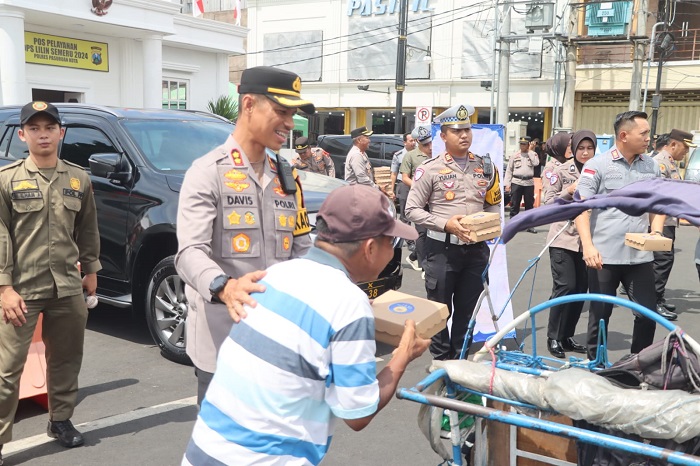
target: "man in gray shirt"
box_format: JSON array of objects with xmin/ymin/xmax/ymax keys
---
[{"xmin": 575, "ymin": 111, "xmax": 665, "ymax": 360}]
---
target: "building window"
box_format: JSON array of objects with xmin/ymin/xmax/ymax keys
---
[{"xmin": 162, "ymin": 79, "xmax": 188, "ymax": 110}]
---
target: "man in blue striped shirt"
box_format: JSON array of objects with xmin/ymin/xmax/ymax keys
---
[{"xmin": 183, "ymin": 185, "xmax": 429, "ymax": 466}]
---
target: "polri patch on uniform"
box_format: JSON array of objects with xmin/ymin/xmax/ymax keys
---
[
  {"xmin": 611, "ymin": 149, "xmax": 621, "ymax": 160},
  {"xmin": 279, "ymin": 214, "xmax": 288, "ymax": 227},
  {"xmin": 224, "ymin": 169, "xmax": 247, "ymax": 181},
  {"xmin": 283, "ymin": 236, "xmax": 291, "ymax": 251},
  {"xmin": 414, "ymin": 168, "xmax": 424, "ymax": 181},
  {"xmin": 12, "ymin": 179, "xmax": 39, "ymax": 191},
  {"xmin": 227, "ymin": 210, "xmax": 241, "ymax": 225},
  {"xmin": 231, "ymin": 149, "xmax": 245, "ymax": 167},
  {"xmin": 544, "ymin": 171, "xmax": 552, "ymax": 179},
  {"xmin": 444, "ymin": 154, "xmax": 454, "ymax": 163},
  {"xmin": 468, "ymin": 153, "xmax": 475, "ymax": 160},
  {"xmin": 244, "ymin": 212, "xmax": 256, "ymax": 225},
  {"xmin": 274, "ymin": 186, "xmax": 288, "ymax": 197},
  {"xmin": 63, "ymin": 189, "xmax": 84, "ymax": 199},
  {"xmin": 569, "ymin": 164, "xmax": 576, "ymax": 173},
  {"xmin": 70, "ymin": 178, "xmax": 81, "ymax": 190},
  {"xmin": 443, "ymin": 181, "xmax": 455, "ymax": 189},
  {"xmin": 473, "ymin": 167, "xmax": 483, "ymax": 174},
  {"xmin": 660, "ymin": 164, "xmax": 666, "ymax": 172},
  {"xmin": 226, "ymin": 181, "xmax": 250, "ymax": 192},
  {"xmin": 477, "ymin": 180, "xmax": 488, "ymax": 187},
  {"xmin": 232, "ymin": 233, "xmax": 251, "ymax": 253},
  {"xmin": 439, "ymin": 168, "xmax": 453, "ymax": 174},
  {"xmin": 549, "ymin": 174, "xmax": 559, "ymax": 185},
  {"xmin": 445, "ymin": 191, "xmax": 455, "ymax": 201}
]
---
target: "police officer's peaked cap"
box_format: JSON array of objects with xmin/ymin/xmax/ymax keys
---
[
  {"xmin": 350, "ymin": 126, "xmax": 373, "ymax": 139},
  {"xmin": 238, "ymin": 66, "xmax": 315, "ymax": 115},
  {"xmin": 519, "ymin": 136, "xmax": 532, "ymax": 144},
  {"xmin": 294, "ymin": 136, "xmax": 310, "ymax": 151},
  {"xmin": 411, "ymin": 125, "xmax": 432, "ymax": 145},
  {"xmin": 668, "ymin": 129, "xmax": 697, "ymax": 147},
  {"xmin": 434, "ymin": 104, "xmax": 474, "ymax": 129},
  {"xmin": 20, "ymin": 101, "xmax": 61, "ymax": 126}
]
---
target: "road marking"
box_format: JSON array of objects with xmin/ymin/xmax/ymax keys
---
[{"xmin": 4, "ymin": 396, "xmax": 198, "ymax": 456}]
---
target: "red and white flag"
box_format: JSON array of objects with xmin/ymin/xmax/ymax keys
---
[
  {"xmin": 193, "ymin": 0, "xmax": 204, "ymax": 17},
  {"xmin": 233, "ymin": 0, "xmax": 242, "ymax": 25}
]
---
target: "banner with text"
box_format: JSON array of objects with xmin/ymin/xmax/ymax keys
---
[
  {"xmin": 431, "ymin": 123, "xmax": 516, "ymax": 342},
  {"xmin": 25, "ymin": 32, "xmax": 109, "ymax": 72}
]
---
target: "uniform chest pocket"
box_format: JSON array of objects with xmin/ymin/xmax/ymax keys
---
[
  {"xmin": 514, "ymin": 160, "xmax": 522, "ymax": 169},
  {"xmin": 63, "ymin": 197, "xmax": 82, "ymax": 212},
  {"xmin": 603, "ymin": 176, "xmax": 624, "ymax": 191},
  {"xmin": 12, "ymin": 198, "xmax": 44, "ymax": 214}
]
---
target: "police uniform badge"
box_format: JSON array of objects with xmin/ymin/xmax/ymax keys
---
[
  {"xmin": 70, "ymin": 178, "xmax": 81, "ymax": 191},
  {"xmin": 569, "ymin": 164, "xmax": 576, "ymax": 173},
  {"xmin": 456, "ymin": 105, "xmax": 468, "ymax": 121},
  {"xmin": 232, "ymin": 233, "xmax": 251, "ymax": 253}
]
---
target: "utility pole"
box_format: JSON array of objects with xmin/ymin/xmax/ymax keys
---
[
  {"xmin": 496, "ymin": 4, "xmax": 511, "ymax": 126},
  {"xmin": 394, "ymin": 0, "xmax": 408, "ymax": 134},
  {"xmin": 561, "ymin": 3, "xmax": 578, "ymax": 131},
  {"xmin": 629, "ymin": 0, "xmax": 648, "ymax": 110},
  {"xmin": 489, "ymin": 0, "xmax": 499, "ymax": 123}
]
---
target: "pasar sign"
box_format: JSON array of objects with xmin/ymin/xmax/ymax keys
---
[
  {"xmin": 24, "ymin": 32, "xmax": 109, "ymax": 72},
  {"xmin": 348, "ymin": 0, "xmax": 433, "ymax": 16}
]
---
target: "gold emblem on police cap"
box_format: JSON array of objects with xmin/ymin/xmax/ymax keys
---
[
  {"xmin": 292, "ymin": 77, "xmax": 301, "ymax": 92},
  {"xmin": 33, "ymin": 102, "xmax": 48, "ymax": 111},
  {"xmin": 70, "ymin": 178, "xmax": 80, "ymax": 191},
  {"xmin": 456, "ymin": 105, "xmax": 468, "ymax": 121}
]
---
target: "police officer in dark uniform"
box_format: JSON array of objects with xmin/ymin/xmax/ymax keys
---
[{"xmin": 405, "ymin": 104, "xmax": 502, "ymax": 360}]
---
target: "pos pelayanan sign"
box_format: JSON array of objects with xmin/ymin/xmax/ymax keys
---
[{"xmin": 25, "ymin": 32, "xmax": 109, "ymax": 72}]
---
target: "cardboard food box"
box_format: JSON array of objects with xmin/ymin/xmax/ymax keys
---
[
  {"xmin": 459, "ymin": 212, "xmax": 502, "ymax": 243},
  {"xmin": 373, "ymin": 166, "xmax": 392, "ymax": 187},
  {"xmin": 371, "ymin": 290, "xmax": 449, "ymax": 346},
  {"xmin": 624, "ymin": 233, "xmax": 673, "ymax": 252}
]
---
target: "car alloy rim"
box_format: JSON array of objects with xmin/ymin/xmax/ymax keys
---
[{"xmin": 154, "ymin": 274, "xmax": 188, "ymax": 349}]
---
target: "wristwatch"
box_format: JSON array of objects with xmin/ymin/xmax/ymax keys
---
[{"xmin": 209, "ymin": 274, "xmax": 231, "ymax": 303}]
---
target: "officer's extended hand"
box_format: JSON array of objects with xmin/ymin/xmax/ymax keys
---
[
  {"xmin": 445, "ymin": 215, "xmax": 474, "ymax": 244},
  {"xmin": 393, "ymin": 319, "xmax": 430, "ymax": 363},
  {"xmin": 505, "ymin": 185, "xmax": 511, "ymax": 193},
  {"xmin": 1, "ymin": 286, "xmax": 28, "ymax": 326},
  {"xmin": 219, "ymin": 270, "xmax": 267, "ymax": 323},
  {"xmin": 582, "ymin": 244, "xmax": 603, "ymax": 270},
  {"xmin": 82, "ymin": 273, "xmax": 97, "ymax": 296}
]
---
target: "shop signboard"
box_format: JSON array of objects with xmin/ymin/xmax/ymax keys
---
[{"xmin": 25, "ymin": 32, "xmax": 109, "ymax": 72}]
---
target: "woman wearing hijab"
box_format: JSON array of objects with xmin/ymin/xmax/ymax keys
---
[{"xmin": 543, "ymin": 130, "xmax": 597, "ymax": 358}]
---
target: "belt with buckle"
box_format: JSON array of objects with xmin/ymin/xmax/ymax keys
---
[
  {"xmin": 513, "ymin": 175, "xmax": 533, "ymax": 180},
  {"xmin": 427, "ymin": 229, "xmax": 470, "ymax": 245}
]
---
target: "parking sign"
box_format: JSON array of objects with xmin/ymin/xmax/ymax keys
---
[{"xmin": 415, "ymin": 106, "xmax": 432, "ymax": 125}]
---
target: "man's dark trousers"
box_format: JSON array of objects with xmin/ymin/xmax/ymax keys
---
[
  {"xmin": 653, "ymin": 225, "xmax": 676, "ymax": 304},
  {"xmin": 509, "ymin": 184, "xmax": 534, "ymax": 218}
]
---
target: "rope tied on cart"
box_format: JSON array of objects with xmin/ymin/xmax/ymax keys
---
[{"xmin": 661, "ymin": 330, "xmax": 700, "ymax": 393}]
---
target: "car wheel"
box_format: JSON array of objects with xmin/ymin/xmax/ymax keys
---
[{"xmin": 145, "ymin": 256, "xmax": 191, "ymax": 365}]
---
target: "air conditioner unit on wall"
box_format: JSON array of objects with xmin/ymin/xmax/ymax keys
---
[{"xmin": 585, "ymin": 1, "xmax": 633, "ymax": 36}]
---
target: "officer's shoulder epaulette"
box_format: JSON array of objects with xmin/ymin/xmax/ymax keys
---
[
  {"xmin": 62, "ymin": 159, "xmax": 87, "ymax": 171},
  {"xmin": 0, "ymin": 159, "xmax": 24, "ymax": 172},
  {"xmin": 421, "ymin": 156, "xmax": 441, "ymax": 166},
  {"xmin": 470, "ymin": 152, "xmax": 484, "ymax": 160}
]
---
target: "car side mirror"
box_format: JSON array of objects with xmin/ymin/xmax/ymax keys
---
[{"xmin": 89, "ymin": 153, "xmax": 131, "ymax": 182}]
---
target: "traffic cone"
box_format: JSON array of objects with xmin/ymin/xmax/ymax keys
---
[{"xmin": 19, "ymin": 313, "xmax": 48, "ymax": 409}]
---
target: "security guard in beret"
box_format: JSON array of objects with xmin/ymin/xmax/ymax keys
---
[
  {"xmin": 652, "ymin": 128, "xmax": 696, "ymax": 318},
  {"xmin": 405, "ymin": 104, "xmax": 502, "ymax": 360},
  {"xmin": 0, "ymin": 102, "xmax": 100, "ymax": 453},
  {"xmin": 291, "ymin": 136, "xmax": 335, "ymax": 177},
  {"xmin": 176, "ymin": 66, "xmax": 313, "ymax": 404},
  {"xmin": 505, "ymin": 135, "xmax": 539, "ymax": 222}
]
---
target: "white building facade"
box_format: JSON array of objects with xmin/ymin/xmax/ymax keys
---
[
  {"xmin": 0, "ymin": 0, "xmax": 246, "ymax": 110},
  {"xmin": 246, "ymin": 0, "xmax": 567, "ymax": 143}
]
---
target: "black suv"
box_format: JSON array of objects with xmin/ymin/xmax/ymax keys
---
[
  {"xmin": 0, "ymin": 104, "xmax": 403, "ymax": 364},
  {"xmin": 316, "ymin": 134, "xmax": 404, "ymax": 179}
]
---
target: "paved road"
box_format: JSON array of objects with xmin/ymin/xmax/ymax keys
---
[{"xmin": 4, "ymin": 225, "xmax": 699, "ymax": 465}]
